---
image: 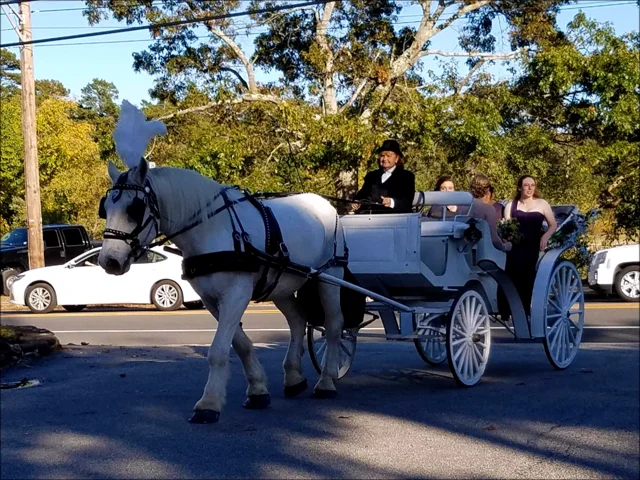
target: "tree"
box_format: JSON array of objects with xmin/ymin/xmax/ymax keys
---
[
  {"xmin": 76, "ymin": 79, "xmax": 121, "ymax": 163},
  {"xmin": 0, "ymin": 48, "xmax": 20, "ymax": 95},
  {"xmin": 79, "ymin": 78, "xmax": 120, "ymax": 117},
  {"xmin": 83, "ymin": 0, "xmax": 568, "ymax": 194},
  {"xmin": 35, "ymin": 79, "xmax": 69, "ymax": 101}
]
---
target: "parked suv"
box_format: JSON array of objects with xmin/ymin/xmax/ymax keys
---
[
  {"xmin": 1, "ymin": 224, "xmax": 93, "ymax": 295},
  {"xmin": 588, "ymin": 244, "xmax": 639, "ymax": 302}
]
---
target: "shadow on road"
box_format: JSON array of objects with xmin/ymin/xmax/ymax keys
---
[{"xmin": 1, "ymin": 341, "xmax": 638, "ymax": 479}]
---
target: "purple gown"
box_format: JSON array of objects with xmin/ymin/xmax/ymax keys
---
[{"xmin": 503, "ymin": 201, "xmax": 545, "ymax": 316}]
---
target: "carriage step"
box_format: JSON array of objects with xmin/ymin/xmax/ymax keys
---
[{"xmin": 365, "ymin": 301, "xmax": 451, "ymax": 315}]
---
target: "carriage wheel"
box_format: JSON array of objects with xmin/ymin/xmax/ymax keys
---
[
  {"xmin": 307, "ymin": 325, "xmax": 357, "ymax": 379},
  {"xmin": 446, "ymin": 289, "xmax": 491, "ymax": 387},
  {"xmin": 542, "ymin": 260, "xmax": 584, "ymax": 370},
  {"xmin": 414, "ymin": 314, "xmax": 447, "ymax": 366}
]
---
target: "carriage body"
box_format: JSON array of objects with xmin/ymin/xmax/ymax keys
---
[{"xmin": 307, "ymin": 192, "xmax": 586, "ymax": 386}]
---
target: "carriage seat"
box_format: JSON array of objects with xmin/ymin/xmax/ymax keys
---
[{"xmin": 413, "ymin": 191, "xmax": 474, "ymax": 237}]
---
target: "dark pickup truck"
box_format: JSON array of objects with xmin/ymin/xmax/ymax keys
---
[{"xmin": 1, "ymin": 224, "xmax": 95, "ymax": 295}]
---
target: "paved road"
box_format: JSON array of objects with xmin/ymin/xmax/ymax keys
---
[
  {"xmin": 1, "ymin": 342, "xmax": 638, "ymax": 479},
  {"xmin": 1, "ymin": 303, "xmax": 638, "ymax": 479},
  {"xmin": 1, "ymin": 302, "xmax": 638, "ymax": 346}
]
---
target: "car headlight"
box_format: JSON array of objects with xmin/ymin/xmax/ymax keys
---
[{"xmin": 591, "ymin": 251, "xmax": 607, "ymax": 267}]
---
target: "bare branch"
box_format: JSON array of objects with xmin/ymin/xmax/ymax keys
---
[
  {"xmin": 419, "ymin": 49, "xmax": 522, "ymax": 60},
  {"xmin": 207, "ymin": 25, "xmax": 257, "ymax": 92},
  {"xmin": 455, "ymin": 58, "xmax": 487, "ymax": 95},
  {"xmin": 154, "ymin": 93, "xmax": 282, "ymax": 121},
  {"xmin": 436, "ymin": 0, "xmax": 491, "ymax": 33},
  {"xmin": 257, "ymin": 5, "xmax": 319, "ymax": 25},
  {"xmin": 339, "ymin": 79, "xmax": 368, "ymax": 113},
  {"xmin": 426, "ymin": 0, "xmax": 450, "ymax": 25},
  {"xmin": 266, "ymin": 142, "xmax": 287, "ymax": 163}
]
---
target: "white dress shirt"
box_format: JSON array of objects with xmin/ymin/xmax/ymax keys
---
[{"xmin": 381, "ymin": 166, "xmax": 396, "ymax": 208}]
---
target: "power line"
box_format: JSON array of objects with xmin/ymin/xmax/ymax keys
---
[
  {"xmin": 0, "ymin": 0, "xmax": 634, "ymax": 46},
  {"xmin": 0, "ymin": 0, "xmax": 334, "ymax": 47}
]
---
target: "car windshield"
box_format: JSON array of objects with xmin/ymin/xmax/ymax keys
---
[{"xmin": 0, "ymin": 229, "xmax": 27, "ymax": 246}]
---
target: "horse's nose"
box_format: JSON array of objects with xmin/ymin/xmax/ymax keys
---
[{"xmin": 104, "ymin": 257, "xmax": 122, "ymax": 275}]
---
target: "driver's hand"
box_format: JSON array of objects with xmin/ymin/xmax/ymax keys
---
[
  {"xmin": 381, "ymin": 197, "xmax": 392, "ymax": 207},
  {"xmin": 350, "ymin": 202, "xmax": 361, "ymax": 211}
]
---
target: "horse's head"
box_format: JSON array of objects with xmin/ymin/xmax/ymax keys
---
[
  {"xmin": 98, "ymin": 100, "xmax": 167, "ymax": 275},
  {"xmin": 98, "ymin": 158, "xmax": 160, "ymax": 275}
]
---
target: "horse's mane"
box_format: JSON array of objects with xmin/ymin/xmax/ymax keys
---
[{"xmin": 146, "ymin": 167, "xmax": 225, "ymax": 232}]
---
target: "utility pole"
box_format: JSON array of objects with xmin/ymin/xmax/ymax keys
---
[{"xmin": 3, "ymin": 1, "xmax": 44, "ymax": 268}]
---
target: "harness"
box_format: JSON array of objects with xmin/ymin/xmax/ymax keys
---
[{"xmin": 99, "ymin": 182, "xmax": 349, "ymax": 302}]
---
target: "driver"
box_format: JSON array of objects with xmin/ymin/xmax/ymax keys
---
[{"xmin": 351, "ymin": 139, "xmax": 415, "ymax": 214}]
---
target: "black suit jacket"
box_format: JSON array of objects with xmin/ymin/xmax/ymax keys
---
[{"xmin": 355, "ymin": 166, "xmax": 416, "ymax": 213}]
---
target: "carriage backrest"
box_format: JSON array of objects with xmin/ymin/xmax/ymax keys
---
[{"xmin": 413, "ymin": 191, "xmax": 474, "ymax": 208}]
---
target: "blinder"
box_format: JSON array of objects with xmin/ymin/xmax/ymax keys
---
[{"xmin": 98, "ymin": 196, "xmax": 107, "ymax": 219}]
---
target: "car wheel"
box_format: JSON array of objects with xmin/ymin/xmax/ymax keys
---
[
  {"xmin": 615, "ymin": 266, "xmax": 640, "ymax": 302},
  {"xmin": 183, "ymin": 301, "xmax": 204, "ymax": 310},
  {"xmin": 2, "ymin": 268, "xmax": 22, "ymax": 296},
  {"xmin": 63, "ymin": 305, "xmax": 86, "ymax": 312},
  {"xmin": 25, "ymin": 283, "xmax": 57, "ymax": 314},
  {"xmin": 151, "ymin": 280, "xmax": 183, "ymax": 311}
]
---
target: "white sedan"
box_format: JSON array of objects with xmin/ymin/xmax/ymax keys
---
[{"xmin": 9, "ymin": 246, "xmax": 203, "ymax": 313}]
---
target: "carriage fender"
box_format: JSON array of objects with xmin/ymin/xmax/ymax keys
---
[
  {"xmin": 530, "ymin": 247, "xmax": 569, "ymax": 338},
  {"xmin": 477, "ymin": 260, "xmax": 531, "ymax": 340}
]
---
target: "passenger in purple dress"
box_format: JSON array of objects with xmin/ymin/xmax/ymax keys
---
[{"xmin": 502, "ymin": 175, "xmax": 558, "ymax": 315}]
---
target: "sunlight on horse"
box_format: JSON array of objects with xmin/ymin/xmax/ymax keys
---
[{"xmin": 98, "ymin": 101, "xmax": 347, "ymax": 424}]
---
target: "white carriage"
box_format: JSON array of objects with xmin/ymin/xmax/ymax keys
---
[{"xmin": 305, "ymin": 192, "xmax": 586, "ymax": 387}]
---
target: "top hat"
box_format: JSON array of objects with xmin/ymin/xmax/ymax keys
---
[{"xmin": 376, "ymin": 139, "xmax": 403, "ymax": 158}]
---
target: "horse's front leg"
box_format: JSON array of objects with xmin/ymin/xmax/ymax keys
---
[
  {"xmin": 273, "ymin": 295, "xmax": 309, "ymax": 398},
  {"xmin": 314, "ymin": 266, "xmax": 345, "ymax": 398},
  {"xmin": 189, "ymin": 273, "xmax": 253, "ymax": 424},
  {"xmin": 231, "ymin": 326, "xmax": 271, "ymax": 409}
]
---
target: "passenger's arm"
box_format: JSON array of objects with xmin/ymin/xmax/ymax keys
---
[
  {"xmin": 539, "ymin": 200, "xmax": 557, "ymax": 250},
  {"xmin": 485, "ymin": 204, "xmax": 511, "ymax": 251}
]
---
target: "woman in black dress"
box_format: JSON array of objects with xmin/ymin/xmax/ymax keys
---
[{"xmin": 503, "ymin": 175, "xmax": 557, "ymax": 315}]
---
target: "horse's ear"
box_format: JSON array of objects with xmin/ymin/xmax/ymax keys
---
[
  {"xmin": 108, "ymin": 161, "xmax": 120, "ymax": 184},
  {"xmin": 132, "ymin": 157, "xmax": 149, "ymax": 184}
]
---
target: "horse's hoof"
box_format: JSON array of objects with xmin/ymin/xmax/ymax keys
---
[
  {"xmin": 243, "ymin": 393, "xmax": 271, "ymax": 410},
  {"xmin": 312, "ymin": 388, "xmax": 337, "ymax": 399},
  {"xmin": 188, "ymin": 409, "xmax": 220, "ymax": 424},
  {"xmin": 284, "ymin": 379, "xmax": 308, "ymax": 398}
]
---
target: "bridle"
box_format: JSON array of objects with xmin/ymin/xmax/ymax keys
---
[
  {"xmin": 98, "ymin": 180, "xmax": 249, "ymax": 261},
  {"xmin": 98, "ymin": 182, "xmax": 160, "ymax": 261}
]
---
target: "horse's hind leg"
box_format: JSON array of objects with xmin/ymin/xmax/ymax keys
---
[
  {"xmin": 189, "ymin": 273, "xmax": 254, "ymax": 424},
  {"xmin": 273, "ymin": 295, "xmax": 309, "ymax": 398},
  {"xmin": 313, "ymin": 266, "xmax": 345, "ymax": 398}
]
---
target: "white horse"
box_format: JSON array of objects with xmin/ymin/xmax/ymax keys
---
[{"xmin": 98, "ymin": 101, "xmax": 347, "ymax": 424}]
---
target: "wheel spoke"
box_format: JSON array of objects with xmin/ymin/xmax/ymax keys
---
[
  {"xmin": 451, "ymin": 337, "xmax": 467, "ymax": 346},
  {"xmin": 315, "ymin": 341, "xmax": 327, "ymax": 358},
  {"xmin": 452, "ymin": 342, "xmax": 465, "ymax": 362},
  {"xmin": 340, "ymin": 341, "xmax": 353, "ymax": 357},
  {"xmin": 548, "ymin": 318, "xmax": 562, "ymax": 352},
  {"xmin": 547, "ymin": 296, "xmax": 562, "ymax": 314},
  {"xmin": 470, "ymin": 344, "xmax": 479, "ymax": 374},
  {"xmin": 452, "ymin": 326, "xmax": 466, "ymax": 337}
]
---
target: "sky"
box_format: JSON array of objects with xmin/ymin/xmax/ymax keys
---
[{"xmin": 1, "ymin": 0, "xmax": 638, "ymax": 106}]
